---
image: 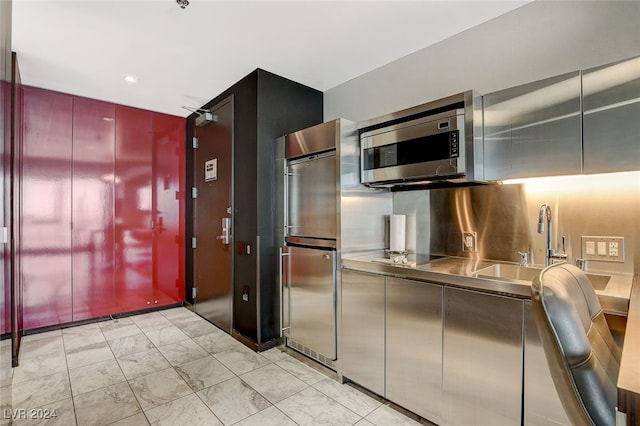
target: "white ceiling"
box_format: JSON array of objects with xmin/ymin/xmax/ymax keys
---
[{"xmin": 12, "ymin": 0, "xmax": 529, "ymax": 118}]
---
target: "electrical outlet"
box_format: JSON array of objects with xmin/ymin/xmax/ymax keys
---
[
  {"xmin": 581, "ymin": 236, "xmax": 624, "ymax": 263},
  {"xmin": 462, "ymin": 231, "xmax": 477, "ymax": 252},
  {"xmin": 242, "ymin": 285, "xmax": 250, "ymax": 302}
]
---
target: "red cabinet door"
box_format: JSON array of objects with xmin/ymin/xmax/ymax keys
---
[
  {"xmin": 114, "ymin": 105, "xmax": 153, "ymax": 313},
  {"xmin": 21, "ymin": 87, "xmax": 73, "ymax": 329},
  {"xmin": 152, "ymin": 113, "xmax": 185, "ymax": 305},
  {"xmin": 72, "ymin": 98, "xmax": 116, "ymax": 320}
]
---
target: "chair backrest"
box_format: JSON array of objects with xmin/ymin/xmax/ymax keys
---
[{"xmin": 531, "ymin": 263, "xmax": 621, "ymax": 426}]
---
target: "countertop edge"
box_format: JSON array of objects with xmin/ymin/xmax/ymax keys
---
[
  {"xmin": 341, "ymin": 255, "xmax": 632, "ymax": 309},
  {"xmin": 618, "ymin": 274, "xmax": 640, "ymax": 422}
]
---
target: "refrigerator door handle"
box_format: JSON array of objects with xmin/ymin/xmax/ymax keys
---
[
  {"xmin": 284, "ymin": 163, "xmax": 290, "ymax": 238},
  {"xmin": 279, "ymin": 247, "xmax": 291, "ymax": 337}
]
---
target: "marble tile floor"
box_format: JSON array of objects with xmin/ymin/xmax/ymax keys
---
[{"xmin": 0, "ymin": 307, "xmax": 433, "ymax": 426}]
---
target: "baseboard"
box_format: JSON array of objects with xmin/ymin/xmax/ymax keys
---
[{"xmin": 20, "ymin": 302, "xmax": 184, "ymax": 337}]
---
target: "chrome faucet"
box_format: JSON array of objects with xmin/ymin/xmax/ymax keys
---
[
  {"xmin": 537, "ymin": 203, "xmax": 567, "ymax": 266},
  {"xmin": 517, "ymin": 250, "xmax": 529, "ymax": 266}
]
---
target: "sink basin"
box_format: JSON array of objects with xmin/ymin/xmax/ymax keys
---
[
  {"xmin": 585, "ymin": 273, "xmax": 611, "ymax": 291},
  {"xmin": 473, "ymin": 263, "xmax": 611, "ymax": 290},
  {"xmin": 473, "ymin": 264, "xmax": 543, "ymax": 282}
]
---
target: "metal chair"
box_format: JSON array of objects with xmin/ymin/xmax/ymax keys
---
[{"xmin": 531, "ymin": 263, "xmax": 621, "ymax": 425}]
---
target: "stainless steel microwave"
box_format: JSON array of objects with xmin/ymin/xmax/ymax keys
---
[{"xmin": 358, "ymin": 91, "xmax": 484, "ymax": 188}]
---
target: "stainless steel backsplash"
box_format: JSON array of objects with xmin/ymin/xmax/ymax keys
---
[{"xmin": 393, "ymin": 172, "xmax": 639, "ymax": 274}]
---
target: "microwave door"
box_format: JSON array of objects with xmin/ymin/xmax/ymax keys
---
[{"xmin": 287, "ymin": 153, "xmax": 337, "ymax": 240}]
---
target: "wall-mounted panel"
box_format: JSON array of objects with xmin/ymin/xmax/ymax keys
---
[
  {"xmin": 1, "ymin": 79, "xmax": 8, "ymax": 336},
  {"xmin": 483, "ymin": 71, "xmax": 582, "ymax": 181},
  {"xmin": 21, "ymin": 87, "xmax": 73, "ymax": 329},
  {"xmin": 583, "ymin": 56, "xmax": 640, "ymax": 174},
  {"xmin": 152, "ymin": 113, "xmax": 185, "ymax": 305},
  {"xmin": 114, "ymin": 105, "xmax": 153, "ymax": 313},
  {"xmin": 72, "ymin": 98, "xmax": 115, "ymax": 320}
]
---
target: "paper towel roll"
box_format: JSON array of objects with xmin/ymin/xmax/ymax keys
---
[{"xmin": 389, "ymin": 214, "xmax": 406, "ymax": 253}]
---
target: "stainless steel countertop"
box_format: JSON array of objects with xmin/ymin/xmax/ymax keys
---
[{"xmin": 341, "ymin": 251, "xmax": 632, "ymax": 315}]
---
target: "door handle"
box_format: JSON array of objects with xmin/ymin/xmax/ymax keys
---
[{"xmin": 216, "ymin": 217, "xmax": 231, "ymax": 245}]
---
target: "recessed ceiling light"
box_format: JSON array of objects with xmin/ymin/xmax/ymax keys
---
[{"xmin": 124, "ymin": 74, "xmax": 138, "ymax": 84}]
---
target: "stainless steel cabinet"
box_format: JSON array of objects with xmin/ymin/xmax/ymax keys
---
[
  {"xmin": 386, "ymin": 278, "xmax": 443, "ymax": 423},
  {"xmin": 341, "ymin": 269, "xmax": 385, "ymax": 396},
  {"xmin": 483, "ymin": 71, "xmax": 582, "ymax": 181},
  {"xmin": 442, "ymin": 287, "xmax": 524, "ymax": 426},
  {"xmin": 285, "ymin": 246, "xmax": 336, "ymax": 360},
  {"xmin": 583, "ymin": 56, "xmax": 640, "ymax": 174},
  {"xmin": 524, "ymin": 301, "xmax": 570, "ymax": 425}
]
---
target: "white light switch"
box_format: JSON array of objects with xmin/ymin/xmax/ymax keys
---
[
  {"xmin": 0, "ymin": 227, "xmax": 7, "ymax": 244},
  {"xmin": 582, "ymin": 236, "xmax": 625, "ymax": 263}
]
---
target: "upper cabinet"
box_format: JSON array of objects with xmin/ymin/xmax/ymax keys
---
[
  {"xmin": 582, "ymin": 56, "xmax": 640, "ymax": 174},
  {"xmin": 483, "ymin": 56, "xmax": 640, "ymax": 181},
  {"xmin": 483, "ymin": 71, "xmax": 582, "ymax": 181}
]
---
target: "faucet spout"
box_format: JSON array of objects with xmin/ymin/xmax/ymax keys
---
[
  {"xmin": 538, "ymin": 204, "xmax": 553, "ymax": 266},
  {"xmin": 538, "ymin": 204, "xmax": 551, "ymax": 234}
]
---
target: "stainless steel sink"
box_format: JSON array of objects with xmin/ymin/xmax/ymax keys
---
[
  {"xmin": 473, "ymin": 263, "xmax": 611, "ymax": 290},
  {"xmin": 473, "ymin": 264, "xmax": 543, "ymax": 282},
  {"xmin": 585, "ymin": 273, "xmax": 611, "ymax": 291}
]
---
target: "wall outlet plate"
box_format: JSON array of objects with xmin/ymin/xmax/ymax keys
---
[
  {"xmin": 462, "ymin": 231, "xmax": 477, "ymax": 252},
  {"xmin": 581, "ymin": 236, "xmax": 624, "ymax": 262}
]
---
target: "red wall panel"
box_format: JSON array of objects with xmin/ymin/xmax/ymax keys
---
[
  {"xmin": 152, "ymin": 113, "xmax": 185, "ymax": 305},
  {"xmin": 1, "ymin": 79, "xmax": 10, "ymax": 335},
  {"xmin": 114, "ymin": 105, "xmax": 153, "ymax": 313},
  {"xmin": 72, "ymin": 98, "xmax": 116, "ymax": 320},
  {"xmin": 21, "ymin": 87, "xmax": 73, "ymax": 329},
  {"xmin": 18, "ymin": 87, "xmax": 185, "ymax": 330}
]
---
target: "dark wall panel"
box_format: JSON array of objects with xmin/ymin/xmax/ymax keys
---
[
  {"xmin": 187, "ymin": 68, "xmax": 322, "ymax": 345},
  {"xmin": 255, "ymin": 69, "xmax": 323, "ymax": 342}
]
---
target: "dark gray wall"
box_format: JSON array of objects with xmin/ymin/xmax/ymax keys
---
[{"xmin": 186, "ymin": 69, "xmax": 322, "ymax": 345}]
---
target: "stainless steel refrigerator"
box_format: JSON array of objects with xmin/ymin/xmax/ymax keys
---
[{"xmin": 278, "ymin": 121, "xmax": 339, "ymax": 368}]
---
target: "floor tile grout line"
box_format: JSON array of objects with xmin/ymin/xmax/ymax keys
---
[
  {"xmin": 191, "ymin": 385, "xmax": 229, "ymax": 425},
  {"xmin": 59, "ymin": 333, "xmax": 80, "ymax": 426},
  {"xmin": 310, "ymin": 379, "xmax": 383, "ymax": 419},
  {"xmin": 121, "ymin": 379, "xmax": 150, "ymax": 425},
  {"xmin": 122, "ymin": 324, "xmax": 204, "ymax": 416},
  {"xmin": 12, "ymin": 309, "xmax": 418, "ymax": 426},
  {"xmin": 67, "ymin": 323, "xmax": 141, "ymax": 425}
]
